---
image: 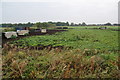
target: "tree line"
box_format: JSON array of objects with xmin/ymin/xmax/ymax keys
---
[
  {"xmin": 2, "ymin": 22, "xmax": 34, "ymax": 27},
  {"xmin": 1, "ymin": 22, "xmax": 119, "ymax": 28}
]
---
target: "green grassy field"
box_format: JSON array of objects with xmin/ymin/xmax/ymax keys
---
[
  {"xmin": 2, "ymin": 26, "xmax": 120, "ymax": 78},
  {"xmin": 68, "ymin": 26, "xmax": 119, "ymax": 29},
  {"xmin": 10, "ymin": 27, "xmax": 118, "ymax": 51}
]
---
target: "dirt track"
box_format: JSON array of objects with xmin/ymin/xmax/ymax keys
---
[{"xmin": 2, "ymin": 29, "xmax": 66, "ymax": 46}]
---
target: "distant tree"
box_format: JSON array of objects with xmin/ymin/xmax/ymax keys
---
[
  {"xmin": 70, "ymin": 23, "xmax": 74, "ymax": 26},
  {"xmin": 48, "ymin": 21, "xmax": 56, "ymax": 27},
  {"xmin": 47, "ymin": 23, "xmax": 56, "ymax": 28},
  {"xmin": 48, "ymin": 21, "xmax": 53, "ymax": 24},
  {"xmin": 56, "ymin": 22, "xmax": 61, "ymax": 26},
  {"xmin": 27, "ymin": 22, "xmax": 33, "ymax": 27},
  {"xmin": 18, "ymin": 23, "xmax": 23, "ymax": 27},
  {"xmin": 104, "ymin": 23, "xmax": 112, "ymax": 26},
  {"xmin": 78, "ymin": 23, "xmax": 81, "ymax": 26},
  {"xmin": 81, "ymin": 22, "xmax": 86, "ymax": 26},
  {"xmin": 74, "ymin": 24, "xmax": 79, "ymax": 26},
  {"xmin": 35, "ymin": 22, "xmax": 43, "ymax": 29},
  {"xmin": 66, "ymin": 22, "xmax": 69, "ymax": 26},
  {"xmin": 48, "ymin": 21, "xmax": 69, "ymax": 26},
  {"xmin": 42, "ymin": 22, "xmax": 49, "ymax": 29},
  {"xmin": 2, "ymin": 23, "xmax": 13, "ymax": 27},
  {"xmin": 27, "ymin": 22, "xmax": 31, "ymax": 25},
  {"xmin": 2, "ymin": 22, "xmax": 33, "ymax": 27},
  {"xmin": 35, "ymin": 22, "xmax": 56, "ymax": 29},
  {"xmin": 113, "ymin": 24, "xmax": 118, "ymax": 26}
]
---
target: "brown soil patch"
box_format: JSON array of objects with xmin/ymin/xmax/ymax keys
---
[{"xmin": 2, "ymin": 29, "xmax": 66, "ymax": 46}]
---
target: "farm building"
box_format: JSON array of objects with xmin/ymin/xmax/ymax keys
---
[
  {"xmin": 15, "ymin": 26, "xmax": 30, "ymax": 35},
  {"xmin": 41, "ymin": 29, "xmax": 47, "ymax": 33},
  {"xmin": 15, "ymin": 26, "xmax": 30, "ymax": 31},
  {"xmin": 4, "ymin": 31, "xmax": 17, "ymax": 39},
  {"xmin": 17, "ymin": 30, "xmax": 29, "ymax": 35}
]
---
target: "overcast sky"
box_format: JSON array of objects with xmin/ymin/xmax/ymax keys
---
[{"xmin": 1, "ymin": 0, "xmax": 120, "ymax": 24}]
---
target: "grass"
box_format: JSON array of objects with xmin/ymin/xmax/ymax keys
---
[
  {"xmin": 9, "ymin": 28, "xmax": 118, "ymax": 51},
  {"xmin": 67, "ymin": 26, "xmax": 119, "ymax": 29},
  {"xmin": 2, "ymin": 26, "xmax": 120, "ymax": 78},
  {"xmin": 2, "ymin": 48, "xmax": 119, "ymax": 78}
]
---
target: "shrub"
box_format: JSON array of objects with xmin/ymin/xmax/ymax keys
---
[
  {"xmin": 10, "ymin": 35, "xmax": 17, "ymax": 39},
  {"xmin": 56, "ymin": 27, "xmax": 63, "ymax": 29},
  {"xmin": 63, "ymin": 27, "xmax": 68, "ymax": 29},
  {"xmin": 24, "ymin": 33, "xmax": 29, "ymax": 36},
  {"xmin": 2, "ymin": 48, "xmax": 119, "ymax": 78}
]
